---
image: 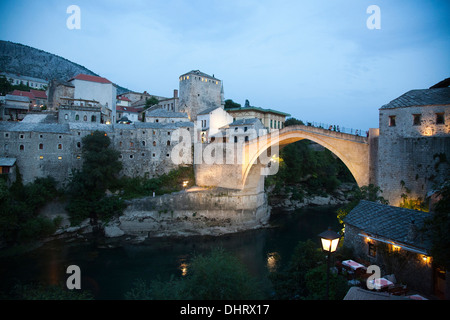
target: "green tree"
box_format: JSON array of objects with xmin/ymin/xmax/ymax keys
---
[
  {"xmin": 284, "ymin": 118, "xmax": 304, "ymax": 126},
  {"xmin": 304, "ymin": 264, "xmax": 349, "ymax": 300},
  {"xmin": 336, "ymin": 184, "xmax": 388, "ymax": 227},
  {"xmin": 145, "ymin": 97, "xmax": 159, "ymax": 109},
  {"xmin": 0, "ymin": 76, "xmax": 13, "ymax": 95},
  {"xmin": 11, "ymin": 282, "xmax": 93, "ymax": 300},
  {"xmin": 270, "ymin": 240, "xmax": 324, "ymax": 299},
  {"xmin": 224, "ymin": 99, "xmax": 241, "ymax": 110},
  {"xmin": 0, "ymin": 176, "xmax": 60, "ymax": 244},
  {"xmin": 66, "ymin": 131, "xmax": 123, "ymax": 225},
  {"xmin": 125, "ymin": 248, "xmax": 263, "ymax": 300},
  {"xmin": 423, "ymin": 180, "xmax": 450, "ymax": 269}
]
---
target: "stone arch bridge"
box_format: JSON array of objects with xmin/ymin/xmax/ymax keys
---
[{"xmin": 194, "ymin": 125, "xmax": 376, "ymax": 192}]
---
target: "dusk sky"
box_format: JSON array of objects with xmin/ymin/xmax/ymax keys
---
[{"xmin": 1, "ymin": 0, "xmax": 449, "ymax": 131}]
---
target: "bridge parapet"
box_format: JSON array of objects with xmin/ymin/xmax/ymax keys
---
[{"xmin": 279, "ymin": 125, "xmax": 368, "ymax": 144}]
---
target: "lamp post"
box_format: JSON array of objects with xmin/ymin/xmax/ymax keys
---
[{"xmin": 318, "ymin": 227, "xmax": 340, "ymax": 300}]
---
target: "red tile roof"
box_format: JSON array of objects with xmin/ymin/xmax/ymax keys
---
[
  {"xmin": 69, "ymin": 74, "xmax": 112, "ymax": 84},
  {"xmin": 10, "ymin": 89, "xmax": 47, "ymax": 100},
  {"xmin": 30, "ymin": 89, "xmax": 47, "ymax": 99},
  {"xmin": 116, "ymin": 105, "xmax": 141, "ymax": 113},
  {"xmin": 117, "ymin": 95, "xmax": 131, "ymax": 101},
  {"xmin": 10, "ymin": 90, "xmax": 35, "ymax": 99}
]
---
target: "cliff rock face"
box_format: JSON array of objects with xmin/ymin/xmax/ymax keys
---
[
  {"xmin": 0, "ymin": 40, "xmax": 129, "ymax": 93},
  {"xmin": 118, "ymin": 187, "xmax": 270, "ymax": 238}
]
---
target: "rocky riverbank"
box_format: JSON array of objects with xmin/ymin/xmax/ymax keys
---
[
  {"xmin": 267, "ymin": 182, "xmax": 356, "ymax": 211},
  {"xmin": 37, "ymin": 183, "xmax": 356, "ymax": 244}
]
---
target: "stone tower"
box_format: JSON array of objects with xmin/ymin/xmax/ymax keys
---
[{"xmin": 178, "ymin": 70, "xmax": 223, "ymax": 121}]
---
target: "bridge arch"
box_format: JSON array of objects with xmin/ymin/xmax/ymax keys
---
[{"xmin": 242, "ymin": 125, "xmax": 370, "ymax": 190}]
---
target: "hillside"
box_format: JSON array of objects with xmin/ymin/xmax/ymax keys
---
[{"xmin": 0, "ymin": 40, "xmax": 129, "ymax": 93}]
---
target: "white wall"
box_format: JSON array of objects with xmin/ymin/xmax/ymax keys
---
[{"xmin": 72, "ymin": 79, "xmax": 117, "ymax": 123}]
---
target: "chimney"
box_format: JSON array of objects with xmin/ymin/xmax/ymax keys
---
[
  {"xmin": 174, "ymin": 89, "xmax": 178, "ymax": 98},
  {"xmin": 406, "ymin": 219, "xmax": 418, "ymax": 243}
]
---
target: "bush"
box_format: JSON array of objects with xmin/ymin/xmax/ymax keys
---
[
  {"xmin": 17, "ymin": 216, "xmax": 57, "ymax": 242},
  {"xmin": 125, "ymin": 248, "xmax": 263, "ymax": 300}
]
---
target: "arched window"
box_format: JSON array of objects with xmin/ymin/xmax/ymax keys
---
[
  {"xmin": 58, "ymin": 144, "xmax": 63, "ymax": 150},
  {"xmin": 167, "ymin": 141, "xmax": 171, "ymax": 146},
  {"xmin": 153, "ymin": 141, "xmax": 156, "ymax": 146},
  {"xmin": 39, "ymin": 143, "xmax": 44, "ymax": 150},
  {"xmin": 75, "ymin": 114, "xmax": 80, "ymax": 121},
  {"xmin": 91, "ymin": 115, "xmax": 96, "ymax": 122},
  {"xmin": 83, "ymin": 115, "xmax": 87, "ymax": 121},
  {"xmin": 19, "ymin": 145, "xmax": 24, "ymax": 151}
]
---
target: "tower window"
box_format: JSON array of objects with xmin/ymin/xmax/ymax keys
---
[
  {"xmin": 39, "ymin": 143, "xmax": 44, "ymax": 150},
  {"xmin": 436, "ymin": 113, "xmax": 445, "ymax": 125},
  {"xmin": 389, "ymin": 116, "xmax": 396, "ymax": 127}
]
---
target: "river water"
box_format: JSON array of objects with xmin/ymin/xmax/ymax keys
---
[{"xmin": 0, "ymin": 205, "xmax": 341, "ymax": 299}]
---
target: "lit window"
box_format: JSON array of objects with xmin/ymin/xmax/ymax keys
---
[
  {"xmin": 39, "ymin": 156, "xmax": 44, "ymax": 160},
  {"xmin": 58, "ymin": 156, "xmax": 62, "ymax": 160}
]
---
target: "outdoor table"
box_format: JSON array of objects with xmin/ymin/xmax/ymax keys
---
[
  {"xmin": 368, "ymin": 277, "xmax": 394, "ymax": 290},
  {"xmin": 342, "ymin": 260, "xmax": 366, "ymax": 271}
]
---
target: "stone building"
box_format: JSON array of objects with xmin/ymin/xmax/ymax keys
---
[
  {"xmin": 178, "ymin": 70, "xmax": 224, "ymax": 121},
  {"xmin": 145, "ymin": 108, "xmax": 189, "ymax": 124},
  {"xmin": 46, "ymin": 79, "xmax": 75, "ymax": 111},
  {"xmin": 376, "ymin": 83, "xmax": 450, "ymax": 206},
  {"xmin": 197, "ymin": 106, "xmax": 234, "ymax": 143},
  {"xmin": 0, "ymin": 112, "xmax": 193, "ymax": 185},
  {"xmin": 225, "ymin": 105, "xmax": 290, "ymax": 132},
  {"xmin": 0, "ymin": 94, "xmax": 30, "ymax": 121},
  {"xmin": 343, "ymin": 200, "xmax": 448, "ymax": 299},
  {"xmin": 0, "ymin": 72, "xmax": 48, "ymax": 90},
  {"xmin": 218, "ymin": 118, "xmax": 266, "ymax": 143},
  {"xmin": 68, "ymin": 74, "xmax": 117, "ymax": 124}
]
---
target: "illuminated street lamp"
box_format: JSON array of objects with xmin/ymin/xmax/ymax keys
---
[{"xmin": 318, "ymin": 227, "xmax": 341, "ymax": 300}]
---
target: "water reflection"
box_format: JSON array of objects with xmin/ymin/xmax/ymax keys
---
[{"xmin": 0, "ymin": 205, "xmax": 341, "ymax": 299}]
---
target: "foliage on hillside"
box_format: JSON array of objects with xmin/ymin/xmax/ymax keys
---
[
  {"xmin": 0, "ymin": 175, "xmax": 62, "ymax": 245},
  {"xmin": 0, "ymin": 40, "xmax": 129, "ymax": 94}
]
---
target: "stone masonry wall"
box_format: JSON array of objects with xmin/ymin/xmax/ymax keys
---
[{"xmin": 377, "ymin": 105, "xmax": 450, "ymax": 206}]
